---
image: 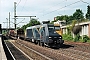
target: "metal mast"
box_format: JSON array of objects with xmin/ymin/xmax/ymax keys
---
[{"xmin": 14, "ymin": 2, "xmax": 17, "ymax": 29}]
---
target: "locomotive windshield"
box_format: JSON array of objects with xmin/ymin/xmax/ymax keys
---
[
  {"xmin": 48, "ymin": 24, "xmax": 61, "ymax": 37},
  {"xmin": 48, "ymin": 25, "xmax": 60, "ymax": 31},
  {"xmin": 48, "ymin": 27, "xmax": 54, "ymax": 31},
  {"xmin": 54, "ymin": 26, "xmax": 60, "ymax": 30}
]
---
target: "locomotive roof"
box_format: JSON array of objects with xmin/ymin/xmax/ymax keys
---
[
  {"xmin": 26, "ymin": 24, "xmax": 55, "ymax": 29},
  {"xmin": 26, "ymin": 25, "xmax": 41, "ymax": 29}
]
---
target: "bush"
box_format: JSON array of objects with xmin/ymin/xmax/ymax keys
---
[
  {"xmin": 62, "ymin": 34, "xmax": 73, "ymax": 41},
  {"xmin": 83, "ymin": 35, "xmax": 90, "ymax": 43},
  {"xmin": 79, "ymin": 35, "xmax": 90, "ymax": 43},
  {"xmin": 74, "ymin": 34, "xmax": 80, "ymax": 42},
  {"xmin": 87, "ymin": 40, "xmax": 90, "ymax": 43},
  {"xmin": 79, "ymin": 39, "xmax": 84, "ymax": 42},
  {"xmin": 62, "ymin": 34, "xmax": 90, "ymax": 43}
]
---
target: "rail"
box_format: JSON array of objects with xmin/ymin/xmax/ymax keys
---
[
  {"xmin": 16, "ymin": 41, "xmax": 53, "ymax": 60},
  {"xmin": 4, "ymin": 41, "xmax": 16, "ymax": 60}
]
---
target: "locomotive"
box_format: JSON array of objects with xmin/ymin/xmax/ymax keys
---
[{"xmin": 26, "ymin": 24, "xmax": 64, "ymax": 48}]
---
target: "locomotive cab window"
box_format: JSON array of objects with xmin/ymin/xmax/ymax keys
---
[
  {"xmin": 48, "ymin": 27, "xmax": 54, "ymax": 31},
  {"xmin": 48, "ymin": 25, "xmax": 60, "ymax": 31},
  {"xmin": 54, "ymin": 26, "xmax": 60, "ymax": 31}
]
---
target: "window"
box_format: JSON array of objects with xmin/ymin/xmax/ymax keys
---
[{"xmin": 54, "ymin": 26, "xmax": 60, "ymax": 30}]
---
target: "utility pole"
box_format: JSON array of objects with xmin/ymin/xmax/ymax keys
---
[
  {"xmin": 14, "ymin": 2, "xmax": 17, "ymax": 29},
  {"xmin": 6, "ymin": 18, "xmax": 8, "ymax": 29},
  {"xmin": 14, "ymin": 2, "xmax": 36, "ymax": 28},
  {"xmin": 6, "ymin": 18, "xmax": 8, "ymax": 33},
  {"xmin": 0, "ymin": 24, "xmax": 2, "ymax": 34},
  {"xmin": 9, "ymin": 12, "xmax": 10, "ymax": 29}
]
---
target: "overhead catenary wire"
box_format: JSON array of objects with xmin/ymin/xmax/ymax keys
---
[
  {"xmin": 42, "ymin": 0, "xmax": 81, "ymax": 17},
  {"xmin": 9, "ymin": 0, "xmax": 22, "ymax": 13},
  {"xmin": 17, "ymin": 18, "xmax": 25, "ymax": 25},
  {"xmin": 14, "ymin": 0, "xmax": 27, "ymax": 28},
  {"xmin": 4, "ymin": 0, "xmax": 22, "ymax": 28},
  {"xmin": 80, "ymin": 0, "xmax": 90, "ymax": 5},
  {"xmin": 3, "ymin": 0, "xmax": 90, "ymax": 27},
  {"xmin": 9, "ymin": 0, "xmax": 25, "ymax": 18},
  {"xmin": 39, "ymin": 0, "xmax": 67, "ymax": 13},
  {"xmin": 16, "ymin": 0, "xmax": 22, "ymax": 7},
  {"xmin": 19, "ymin": 0, "xmax": 27, "ymax": 14}
]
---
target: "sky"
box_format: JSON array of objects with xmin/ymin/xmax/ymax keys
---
[{"xmin": 0, "ymin": 0, "xmax": 90, "ymax": 28}]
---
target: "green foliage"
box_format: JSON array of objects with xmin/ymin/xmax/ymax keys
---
[
  {"xmin": 87, "ymin": 40, "xmax": 90, "ymax": 43},
  {"xmin": 56, "ymin": 15, "xmax": 73, "ymax": 24},
  {"xmin": 55, "ymin": 15, "xmax": 73, "ymax": 25},
  {"xmin": 51, "ymin": 6, "xmax": 90, "ymax": 26},
  {"xmin": 66, "ymin": 20, "xmax": 77, "ymax": 35},
  {"xmin": 70, "ymin": 20, "xmax": 77, "ymax": 31},
  {"xmin": 73, "ymin": 35, "xmax": 90, "ymax": 43},
  {"xmin": 62, "ymin": 34, "xmax": 90, "ymax": 43},
  {"xmin": 21, "ymin": 25, "xmax": 27, "ymax": 31},
  {"xmin": 79, "ymin": 35, "xmax": 90, "ymax": 43},
  {"xmin": 66, "ymin": 26, "xmax": 71, "ymax": 35},
  {"xmin": 21, "ymin": 18, "xmax": 40, "ymax": 30},
  {"xmin": 83, "ymin": 35, "xmax": 90, "ymax": 43},
  {"xmin": 29, "ymin": 19, "xmax": 40, "ymax": 26},
  {"xmin": 86, "ymin": 5, "xmax": 90, "ymax": 20},
  {"xmin": 54, "ymin": 9, "xmax": 84, "ymax": 25},
  {"xmin": 68, "ymin": 15, "xmax": 74, "ymax": 24},
  {"xmin": 62, "ymin": 34, "xmax": 73, "ymax": 41},
  {"xmin": 73, "ymin": 9, "xmax": 84, "ymax": 21},
  {"xmin": 78, "ymin": 36, "xmax": 83, "ymax": 42},
  {"xmin": 74, "ymin": 34, "xmax": 80, "ymax": 42},
  {"xmin": 2, "ymin": 30, "xmax": 7, "ymax": 35},
  {"xmin": 50, "ymin": 20, "xmax": 57, "ymax": 24},
  {"xmin": 17, "ymin": 27, "xmax": 21, "ymax": 29}
]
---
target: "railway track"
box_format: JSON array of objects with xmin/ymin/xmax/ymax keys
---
[
  {"xmin": 52, "ymin": 48, "xmax": 90, "ymax": 60},
  {"xmin": 15, "ymin": 39, "xmax": 90, "ymax": 60},
  {"xmin": 5, "ymin": 38, "xmax": 90, "ymax": 60},
  {"xmin": 4, "ymin": 40, "xmax": 30, "ymax": 60},
  {"xmin": 14, "ymin": 40, "xmax": 72, "ymax": 60},
  {"xmin": 14, "ymin": 40, "xmax": 53, "ymax": 60}
]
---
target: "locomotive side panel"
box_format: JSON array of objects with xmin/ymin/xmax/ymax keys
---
[{"xmin": 26, "ymin": 29, "xmax": 33, "ymax": 40}]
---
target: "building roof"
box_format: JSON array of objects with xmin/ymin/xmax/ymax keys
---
[{"xmin": 61, "ymin": 21, "xmax": 90, "ymax": 28}]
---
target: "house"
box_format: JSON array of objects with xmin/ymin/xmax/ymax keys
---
[{"xmin": 61, "ymin": 21, "xmax": 90, "ymax": 38}]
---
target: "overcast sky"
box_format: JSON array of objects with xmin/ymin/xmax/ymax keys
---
[{"xmin": 0, "ymin": 0, "xmax": 90, "ymax": 28}]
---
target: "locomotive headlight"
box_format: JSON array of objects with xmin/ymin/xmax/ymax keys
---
[
  {"xmin": 49, "ymin": 37, "xmax": 52, "ymax": 38},
  {"xmin": 59, "ymin": 37, "xmax": 62, "ymax": 38}
]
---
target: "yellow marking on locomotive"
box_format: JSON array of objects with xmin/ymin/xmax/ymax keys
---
[
  {"xmin": 54, "ymin": 24, "xmax": 62, "ymax": 35},
  {"xmin": 56, "ymin": 28, "xmax": 62, "ymax": 35}
]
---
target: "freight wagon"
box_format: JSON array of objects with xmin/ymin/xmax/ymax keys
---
[{"xmin": 17, "ymin": 29, "xmax": 25, "ymax": 40}]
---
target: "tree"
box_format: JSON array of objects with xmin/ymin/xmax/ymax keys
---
[
  {"xmin": 21, "ymin": 18, "xmax": 40, "ymax": 30},
  {"xmin": 86, "ymin": 5, "xmax": 90, "ymax": 20},
  {"xmin": 55, "ymin": 15, "xmax": 74, "ymax": 25},
  {"xmin": 68, "ymin": 15, "xmax": 74, "ymax": 24},
  {"xmin": 56, "ymin": 15, "xmax": 68, "ymax": 21},
  {"xmin": 50, "ymin": 20, "xmax": 57, "ymax": 24},
  {"xmin": 29, "ymin": 18, "xmax": 40, "ymax": 26},
  {"xmin": 73, "ymin": 9, "xmax": 84, "ymax": 22},
  {"xmin": 21, "ymin": 25, "xmax": 27, "ymax": 31}
]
